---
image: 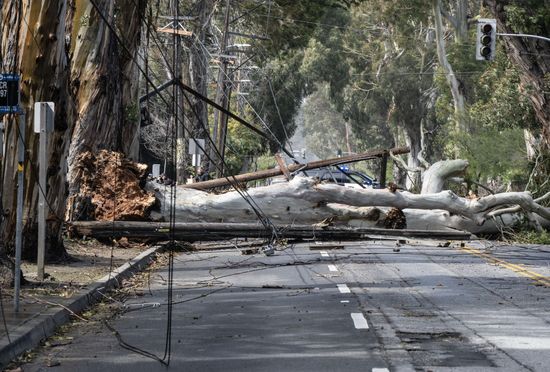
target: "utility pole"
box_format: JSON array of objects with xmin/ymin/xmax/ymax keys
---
[
  {"xmin": 211, "ymin": 0, "xmax": 232, "ymax": 178},
  {"xmin": 171, "ymin": 0, "xmax": 186, "ymax": 184},
  {"xmin": 155, "ymin": 1, "xmax": 189, "ymax": 183}
]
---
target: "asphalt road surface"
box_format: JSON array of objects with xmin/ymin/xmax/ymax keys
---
[{"xmin": 21, "ymin": 239, "xmax": 550, "ymax": 371}]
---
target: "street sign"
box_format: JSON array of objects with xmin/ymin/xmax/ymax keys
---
[
  {"xmin": 33, "ymin": 102, "xmax": 55, "ymax": 133},
  {"xmin": 0, "ymin": 73, "xmax": 20, "ymax": 114},
  {"xmin": 152, "ymin": 163, "xmax": 161, "ymax": 177},
  {"xmin": 188, "ymin": 138, "xmax": 205, "ymax": 155}
]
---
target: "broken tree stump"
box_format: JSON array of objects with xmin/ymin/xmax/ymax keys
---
[{"xmin": 67, "ymin": 150, "xmax": 156, "ymax": 221}]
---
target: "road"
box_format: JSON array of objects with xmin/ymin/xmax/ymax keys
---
[{"xmin": 21, "ymin": 239, "xmax": 550, "ymax": 371}]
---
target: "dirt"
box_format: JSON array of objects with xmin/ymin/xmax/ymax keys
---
[
  {"xmin": 67, "ymin": 150, "xmax": 156, "ymax": 221},
  {"xmin": 20, "ymin": 238, "xmax": 152, "ymax": 292}
]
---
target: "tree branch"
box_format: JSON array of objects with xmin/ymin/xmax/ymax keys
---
[
  {"xmin": 440, "ymin": 2, "xmax": 459, "ymax": 31},
  {"xmin": 389, "ymin": 150, "xmax": 423, "ymax": 173}
]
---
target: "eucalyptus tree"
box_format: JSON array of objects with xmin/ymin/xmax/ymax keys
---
[
  {"xmin": 0, "ymin": 1, "xmax": 146, "ymax": 279},
  {"xmin": 483, "ymin": 0, "xmax": 550, "ymax": 149}
]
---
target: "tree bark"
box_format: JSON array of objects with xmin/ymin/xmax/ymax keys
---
[
  {"xmin": 1, "ymin": 0, "xmax": 73, "ymax": 260},
  {"xmin": 433, "ymin": 0, "xmax": 467, "ymax": 135},
  {"xmin": 0, "ymin": 0, "xmax": 145, "ymax": 263},
  {"xmin": 483, "ymin": 0, "xmax": 550, "ymax": 148},
  {"xmin": 421, "ymin": 159, "xmax": 469, "ymax": 194},
  {"xmin": 149, "ymin": 175, "xmax": 550, "ymax": 231}
]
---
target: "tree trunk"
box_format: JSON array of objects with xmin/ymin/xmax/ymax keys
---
[
  {"xmin": 483, "ymin": 0, "xmax": 550, "ymax": 149},
  {"xmin": 1, "ymin": 0, "xmax": 73, "ymax": 261},
  {"xmin": 403, "ymin": 122, "xmax": 422, "ymax": 191},
  {"xmin": 0, "ymin": 0, "xmax": 145, "ymax": 264},
  {"xmin": 148, "ymin": 175, "xmax": 550, "ymax": 232},
  {"xmin": 433, "ymin": 0, "xmax": 467, "ymax": 135},
  {"xmin": 177, "ymin": 1, "xmax": 215, "ymax": 182},
  {"xmin": 421, "ymin": 159, "xmax": 469, "ymax": 194}
]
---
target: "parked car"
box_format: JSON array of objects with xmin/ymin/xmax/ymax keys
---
[{"xmin": 300, "ymin": 167, "xmax": 379, "ymax": 189}]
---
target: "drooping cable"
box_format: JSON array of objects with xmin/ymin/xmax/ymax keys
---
[{"xmin": 121, "ymin": 0, "xmax": 280, "ymax": 237}]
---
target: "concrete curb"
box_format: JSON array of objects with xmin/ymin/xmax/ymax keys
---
[{"xmin": 0, "ymin": 245, "xmax": 163, "ymax": 368}]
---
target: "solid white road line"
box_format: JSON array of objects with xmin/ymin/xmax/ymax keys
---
[
  {"xmin": 337, "ymin": 284, "xmax": 351, "ymax": 294},
  {"xmin": 320, "ymin": 250, "xmax": 329, "ymax": 257},
  {"xmin": 350, "ymin": 313, "xmax": 369, "ymax": 329},
  {"xmin": 328, "ymin": 264, "xmax": 338, "ymax": 272},
  {"xmin": 372, "ymin": 368, "xmax": 390, "ymax": 372}
]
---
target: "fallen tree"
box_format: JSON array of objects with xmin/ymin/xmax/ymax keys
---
[
  {"xmin": 147, "ymin": 176, "xmax": 550, "ymax": 234},
  {"xmin": 67, "ymin": 151, "xmax": 550, "ymax": 236}
]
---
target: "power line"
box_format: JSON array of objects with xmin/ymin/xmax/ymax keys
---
[{"xmin": 118, "ymin": 0, "xmax": 280, "ymax": 260}]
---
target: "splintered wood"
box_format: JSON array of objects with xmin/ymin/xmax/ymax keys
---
[{"xmin": 67, "ymin": 150, "xmax": 155, "ymax": 221}]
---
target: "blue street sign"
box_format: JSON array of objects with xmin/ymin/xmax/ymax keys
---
[{"xmin": 0, "ymin": 73, "xmax": 21, "ymax": 114}]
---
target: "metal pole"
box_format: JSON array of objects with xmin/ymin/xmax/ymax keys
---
[
  {"xmin": 37, "ymin": 104, "xmax": 47, "ymax": 281},
  {"xmin": 497, "ymin": 33, "xmax": 550, "ymax": 43},
  {"xmin": 379, "ymin": 153, "xmax": 388, "ymax": 189},
  {"xmin": 14, "ymin": 112, "xmax": 25, "ymax": 312}
]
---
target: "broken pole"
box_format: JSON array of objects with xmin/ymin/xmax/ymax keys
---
[
  {"xmin": 182, "ymin": 146, "xmax": 410, "ymax": 190},
  {"xmin": 69, "ymin": 221, "xmax": 472, "ymax": 241},
  {"xmin": 379, "ymin": 153, "xmax": 388, "ymax": 189}
]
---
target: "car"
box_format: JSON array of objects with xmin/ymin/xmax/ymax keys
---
[{"xmin": 300, "ymin": 167, "xmax": 379, "ymax": 189}]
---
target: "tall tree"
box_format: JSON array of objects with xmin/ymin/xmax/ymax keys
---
[
  {"xmin": 0, "ymin": 1, "xmax": 145, "ymax": 274},
  {"xmin": 483, "ymin": 0, "xmax": 550, "ymax": 149}
]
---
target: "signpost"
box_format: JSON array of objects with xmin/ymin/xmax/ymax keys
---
[
  {"xmin": 34, "ymin": 102, "xmax": 55, "ymax": 281},
  {"xmin": 188, "ymin": 138, "xmax": 205, "ymax": 167}
]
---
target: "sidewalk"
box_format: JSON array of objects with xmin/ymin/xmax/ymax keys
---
[{"xmin": 0, "ymin": 240, "xmax": 162, "ymax": 369}]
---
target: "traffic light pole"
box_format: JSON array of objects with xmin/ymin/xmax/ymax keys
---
[
  {"xmin": 477, "ymin": 19, "xmax": 550, "ymax": 61},
  {"xmin": 497, "ymin": 33, "xmax": 550, "ymax": 43}
]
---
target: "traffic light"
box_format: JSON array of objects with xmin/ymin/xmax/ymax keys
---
[{"xmin": 476, "ymin": 19, "xmax": 497, "ymax": 61}]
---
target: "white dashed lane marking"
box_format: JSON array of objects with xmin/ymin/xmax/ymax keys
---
[
  {"xmin": 340, "ymin": 300, "xmax": 350, "ymax": 303},
  {"xmin": 337, "ymin": 284, "xmax": 351, "ymax": 294},
  {"xmin": 328, "ymin": 265, "xmax": 338, "ymax": 272},
  {"xmin": 372, "ymin": 368, "xmax": 390, "ymax": 372},
  {"xmin": 350, "ymin": 313, "xmax": 369, "ymax": 329},
  {"xmin": 320, "ymin": 250, "xmax": 329, "ymax": 257}
]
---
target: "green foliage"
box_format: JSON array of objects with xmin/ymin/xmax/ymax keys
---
[
  {"xmin": 242, "ymin": 1, "xmax": 359, "ymax": 155},
  {"xmin": 510, "ymin": 229, "xmax": 550, "ymax": 245},
  {"xmin": 525, "ymin": 148, "xmax": 550, "ymax": 199},
  {"xmin": 224, "ymin": 113, "xmax": 266, "ymax": 175},
  {"xmin": 248, "ymin": 51, "xmax": 306, "ymax": 152},
  {"xmin": 167, "ymin": 0, "xmax": 550, "ymax": 189},
  {"xmin": 302, "ymin": 83, "xmax": 353, "ymax": 159},
  {"xmin": 456, "ymin": 127, "xmax": 529, "ymax": 183},
  {"xmin": 504, "ymin": 1, "xmax": 550, "ymax": 35},
  {"xmin": 469, "ymin": 49, "xmax": 535, "ymax": 131}
]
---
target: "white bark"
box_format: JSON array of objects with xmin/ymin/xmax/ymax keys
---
[
  {"xmin": 433, "ymin": 0, "xmax": 467, "ymax": 133},
  {"xmin": 148, "ymin": 176, "xmax": 550, "ymax": 233},
  {"xmin": 421, "ymin": 159, "xmax": 469, "ymax": 194},
  {"xmin": 523, "ymin": 128, "xmax": 538, "ymax": 161}
]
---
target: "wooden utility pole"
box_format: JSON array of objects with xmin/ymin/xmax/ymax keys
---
[
  {"xmin": 171, "ymin": 1, "xmax": 186, "ymax": 184},
  {"xmin": 70, "ymin": 221, "xmax": 472, "ymax": 242},
  {"xmin": 211, "ymin": 0, "xmax": 232, "ymax": 178},
  {"xmin": 184, "ymin": 146, "xmax": 410, "ymax": 190}
]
